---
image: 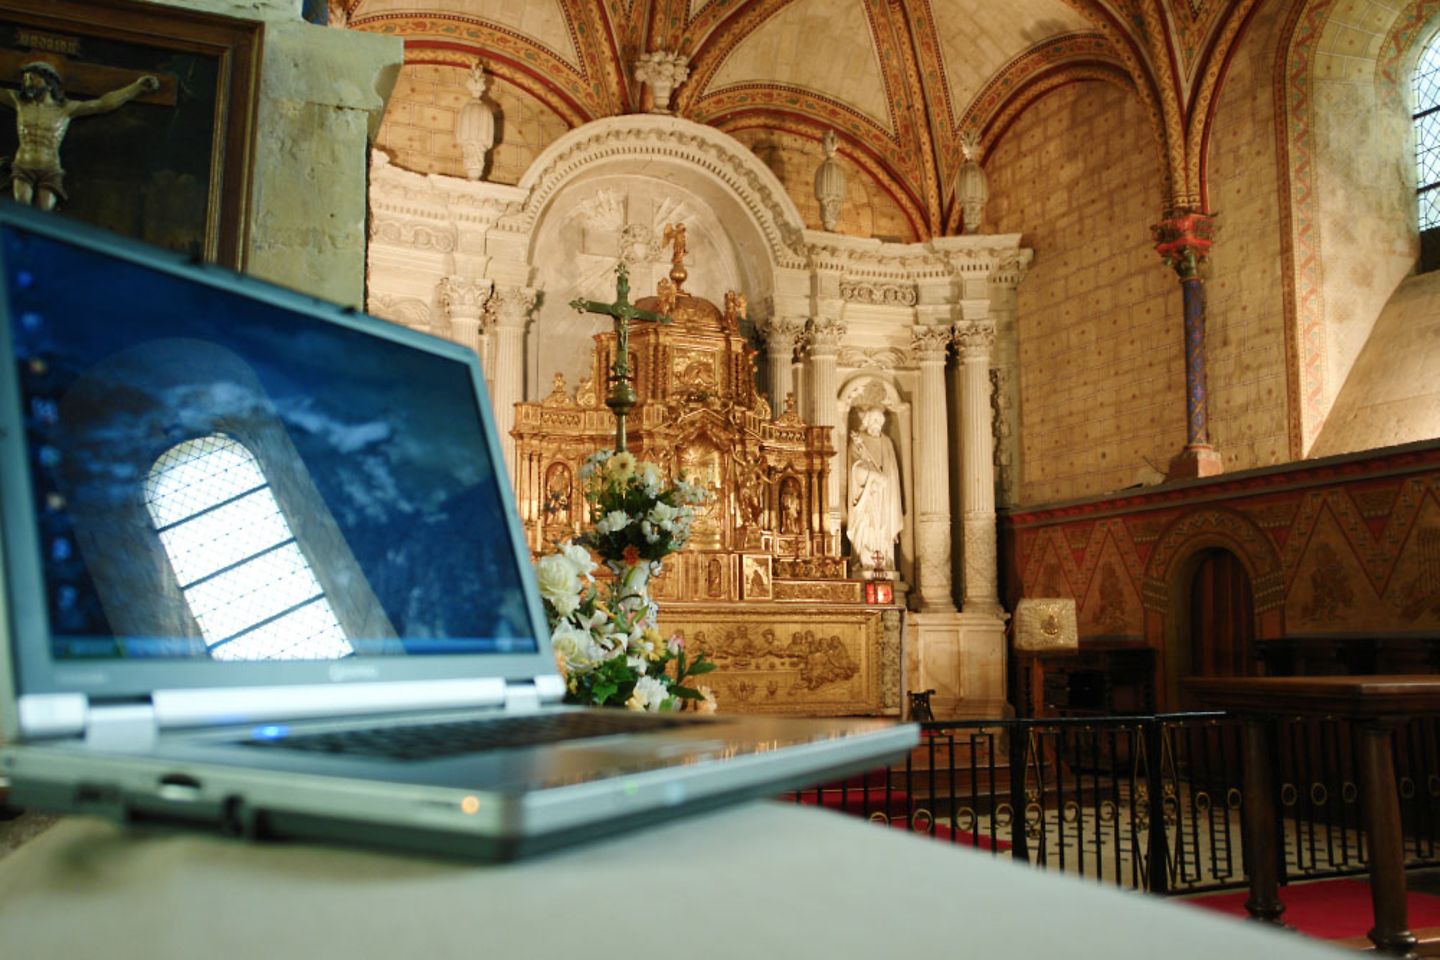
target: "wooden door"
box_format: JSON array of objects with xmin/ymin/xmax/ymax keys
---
[{"xmin": 1188, "ymin": 548, "xmax": 1257, "ymax": 681}]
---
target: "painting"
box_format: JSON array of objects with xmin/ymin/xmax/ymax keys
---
[{"xmin": 0, "ymin": 0, "xmax": 259, "ymax": 267}]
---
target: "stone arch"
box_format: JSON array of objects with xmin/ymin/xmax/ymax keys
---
[
  {"xmin": 1277, "ymin": 0, "xmax": 1433, "ymax": 454},
  {"xmin": 515, "ymin": 115, "xmax": 810, "ymax": 403},
  {"xmin": 1141, "ymin": 507, "xmax": 1285, "ymax": 709},
  {"xmin": 515, "ymin": 115, "xmax": 809, "ymax": 274}
]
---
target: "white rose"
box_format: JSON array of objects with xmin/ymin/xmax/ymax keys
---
[
  {"xmin": 603, "ymin": 510, "xmax": 631, "ymax": 532},
  {"xmin": 560, "ymin": 541, "xmax": 596, "ymax": 581},
  {"xmin": 551, "ymin": 622, "xmax": 605, "ymax": 674},
  {"xmin": 535, "ymin": 553, "xmax": 580, "ymax": 617}
]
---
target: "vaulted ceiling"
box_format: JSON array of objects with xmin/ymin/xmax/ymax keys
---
[{"xmin": 342, "ymin": 0, "xmax": 1264, "ymax": 239}]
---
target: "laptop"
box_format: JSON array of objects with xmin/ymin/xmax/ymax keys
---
[{"xmin": 0, "ymin": 203, "xmax": 916, "ymax": 860}]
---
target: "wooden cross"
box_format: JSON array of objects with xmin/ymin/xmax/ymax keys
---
[{"xmin": 569, "ymin": 261, "xmax": 672, "ymax": 452}]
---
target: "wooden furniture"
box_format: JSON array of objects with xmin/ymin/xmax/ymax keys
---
[{"xmin": 1187, "ymin": 675, "xmax": 1440, "ymax": 959}]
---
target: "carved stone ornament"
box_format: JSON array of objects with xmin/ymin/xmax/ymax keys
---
[
  {"xmin": 634, "ymin": 51, "xmax": 690, "ymax": 114},
  {"xmin": 492, "ymin": 286, "xmax": 538, "ymax": 327},
  {"xmin": 437, "ymin": 276, "xmax": 492, "ymax": 318},
  {"xmin": 837, "ymin": 346, "xmax": 912, "ymax": 371},
  {"xmin": 910, "ymin": 324, "xmax": 951, "ymax": 361},
  {"xmin": 838, "ymin": 280, "xmax": 918, "ymax": 307},
  {"xmin": 955, "ymin": 132, "xmax": 989, "ymax": 236},
  {"xmin": 952, "ymin": 321, "xmax": 996, "ymax": 359},
  {"xmin": 758, "ymin": 314, "xmax": 806, "ymax": 346},
  {"xmin": 807, "ymin": 316, "xmax": 848, "ymax": 353},
  {"xmin": 813, "ymin": 129, "xmax": 845, "ymax": 232},
  {"xmin": 454, "ymin": 63, "xmax": 496, "ymax": 181}
]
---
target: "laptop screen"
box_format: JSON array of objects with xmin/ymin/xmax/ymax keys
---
[{"xmin": 2, "ymin": 222, "xmax": 538, "ymax": 663}]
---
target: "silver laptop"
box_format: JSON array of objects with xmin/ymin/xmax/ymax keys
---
[{"xmin": 0, "ymin": 204, "xmax": 915, "ymax": 859}]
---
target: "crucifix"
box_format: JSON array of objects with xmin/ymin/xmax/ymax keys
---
[{"xmin": 569, "ymin": 261, "xmax": 672, "ymax": 452}]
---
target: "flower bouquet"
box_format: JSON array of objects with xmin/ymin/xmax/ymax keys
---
[{"xmin": 535, "ymin": 450, "xmax": 717, "ymax": 712}]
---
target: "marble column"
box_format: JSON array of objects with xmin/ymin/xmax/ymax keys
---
[
  {"xmin": 806, "ymin": 314, "xmax": 846, "ymax": 540},
  {"xmin": 910, "ymin": 325, "xmax": 955, "ymax": 612},
  {"xmin": 490, "ymin": 285, "xmax": 537, "ymax": 474},
  {"xmin": 758, "ymin": 315, "xmax": 805, "ymax": 415},
  {"xmin": 437, "ymin": 276, "xmax": 493, "ymax": 370},
  {"xmin": 1153, "ymin": 209, "xmax": 1222, "ymax": 480},
  {"xmin": 953, "ymin": 320, "xmax": 1001, "ymax": 616}
]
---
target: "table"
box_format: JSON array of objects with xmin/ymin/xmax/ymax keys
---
[
  {"xmin": 0, "ymin": 802, "xmax": 1345, "ymax": 959},
  {"xmin": 1187, "ymin": 675, "xmax": 1440, "ymax": 959}
]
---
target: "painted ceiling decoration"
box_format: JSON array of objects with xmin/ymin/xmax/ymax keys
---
[{"xmin": 345, "ymin": 0, "xmax": 1268, "ymax": 237}]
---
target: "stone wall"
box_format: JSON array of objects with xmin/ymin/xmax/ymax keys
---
[
  {"xmin": 374, "ymin": 64, "xmax": 571, "ymax": 186},
  {"xmin": 1202, "ymin": 0, "xmax": 1292, "ymax": 469},
  {"xmin": 144, "ymin": 0, "xmax": 401, "ymax": 306},
  {"xmin": 985, "ymin": 81, "xmax": 1183, "ymax": 505}
]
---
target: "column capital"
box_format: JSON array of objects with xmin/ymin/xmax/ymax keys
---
[
  {"xmin": 952, "ymin": 321, "xmax": 996, "ymax": 360},
  {"xmin": 910, "ymin": 324, "xmax": 951, "ymax": 363},
  {"xmin": 758, "ymin": 314, "xmax": 807, "ymax": 345},
  {"xmin": 1152, "ymin": 208, "xmax": 1215, "ymax": 280},
  {"xmin": 437, "ymin": 276, "xmax": 492, "ymax": 319},
  {"xmin": 491, "ymin": 285, "xmax": 538, "ymax": 327},
  {"xmin": 807, "ymin": 315, "xmax": 847, "ymax": 356}
]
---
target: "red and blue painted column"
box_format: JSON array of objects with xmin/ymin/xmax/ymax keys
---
[{"xmin": 1153, "ymin": 210, "xmax": 1223, "ymax": 480}]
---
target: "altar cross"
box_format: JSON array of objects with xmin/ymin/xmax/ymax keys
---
[{"xmin": 569, "ymin": 261, "xmax": 671, "ymax": 452}]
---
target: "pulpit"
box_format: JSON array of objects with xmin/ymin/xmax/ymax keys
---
[{"xmin": 512, "ymin": 232, "xmax": 902, "ymax": 716}]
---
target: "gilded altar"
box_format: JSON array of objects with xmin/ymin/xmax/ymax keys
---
[{"xmin": 512, "ymin": 234, "xmax": 902, "ymax": 715}]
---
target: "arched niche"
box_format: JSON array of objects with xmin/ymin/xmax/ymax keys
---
[
  {"xmin": 514, "ymin": 115, "xmax": 808, "ymax": 401},
  {"xmin": 837, "ymin": 372, "xmax": 914, "ymax": 586}
]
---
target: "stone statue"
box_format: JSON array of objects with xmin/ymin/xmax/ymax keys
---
[
  {"xmin": 847, "ymin": 407, "xmax": 903, "ymax": 576},
  {"xmin": 2, "ymin": 61, "xmax": 160, "ymax": 211}
]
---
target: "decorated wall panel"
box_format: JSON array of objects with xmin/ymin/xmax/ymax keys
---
[{"xmin": 1004, "ymin": 443, "xmax": 1440, "ymax": 674}]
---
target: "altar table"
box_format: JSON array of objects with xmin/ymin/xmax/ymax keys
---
[{"xmin": 0, "ymin": 802, "xmax": 1343, "ymax": 959}]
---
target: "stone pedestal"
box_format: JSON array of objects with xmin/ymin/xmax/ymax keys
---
[{"xmin": 905, "ymin": 610, "xmax": 1008, "ymax": 720}]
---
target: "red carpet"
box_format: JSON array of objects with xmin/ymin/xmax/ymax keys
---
[{"xmin": 1185, "ymin": 878, "xmax": 1440, "ymax": 939}]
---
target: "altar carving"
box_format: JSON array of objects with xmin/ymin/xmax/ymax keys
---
[
  {"xmin": 514, "ymin": 226, "xmax": 844, "ymax": 603},
  {"xmin": 512, "ymin": 225, "xmax": 905, "ymax": 715}
]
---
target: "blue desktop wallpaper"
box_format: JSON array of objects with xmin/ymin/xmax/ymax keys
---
[{"xmin": 4, "ymin": 225, "xmax": 537, "ymax": 659}]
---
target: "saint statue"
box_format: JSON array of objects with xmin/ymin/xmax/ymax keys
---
[
  {"xmin": 847, "ymin": 407, "xmax": 903, "ymax": 576},
  {"xmin": 2, "ymin": 61, "xmax": 160, "ymax": 211}
]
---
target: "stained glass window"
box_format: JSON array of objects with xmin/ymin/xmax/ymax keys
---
[
  {"xmin": 1415, "ymin": 32, "xmax": 1440, "ymax": 232},
  {"xmin": 145, "ymin": 434, "xmax": 353, "ymax": 660}
]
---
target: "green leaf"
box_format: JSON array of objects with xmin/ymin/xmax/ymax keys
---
[
  {"xmin": 687, "ymin": 660, "xmax": 718, "ymax": 676},
  {"xmin": 671, "ymin": 687, "xmax": 704, "ymax": 701}
]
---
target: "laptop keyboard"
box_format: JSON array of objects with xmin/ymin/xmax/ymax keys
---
[{"xmin": 239, "ymin": 711, "xmax": 690, "ymax": 762}]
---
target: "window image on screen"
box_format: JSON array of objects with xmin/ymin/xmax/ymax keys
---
[{"xmin": 4, "ymin": 226, "xmax": 537, "ymax": 661}]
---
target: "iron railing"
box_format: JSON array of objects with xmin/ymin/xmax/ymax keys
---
[{"xmin": 789, "ymin": 712, "xmax": 1440, "ymax": 895}]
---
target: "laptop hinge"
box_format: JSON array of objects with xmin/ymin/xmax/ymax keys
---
[
  {"xmin": 506, "ymin": 675, "xmax": 565, "ymax": 711},
  {"xmin": 84, "ymin": 701, "xmax": 159, "ymax": 752}
]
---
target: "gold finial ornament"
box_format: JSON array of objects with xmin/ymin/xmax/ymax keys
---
[{"xmin": 662, "ymin": 222, "xmax": 688, "ymax": 292}]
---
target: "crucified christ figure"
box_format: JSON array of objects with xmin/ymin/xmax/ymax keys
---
[{"xmin": 2, "ymin": 61, "xmax": 159, "ymax": 211}]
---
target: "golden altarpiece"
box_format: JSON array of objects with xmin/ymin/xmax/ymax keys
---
[{"xmin": 512, "ymin": 241, "xmax": 901, "ymax": 716}]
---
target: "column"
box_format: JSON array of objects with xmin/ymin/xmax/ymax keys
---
[
  {"xmin": 911, "ymin": 324, "xmax": 954, "ymax": 613},
  {"xmin": 489, "ymin": 285, "xmax": 537, "ymax": 474},
  {"xmin": 806, "ymin": 314, "xmax": 846, "ymax": 539},
  {"xmin": 953, "ymin": 320, "xmax": 1002, "ymax": 615},
  {"xmin": 437, "ymin": 277, "xmax": 493, "ymax": 371},
  {"xmin": 1153, "ymin": 209, "xmax": 1223, "ymax": 479},
  {"xmin": 757, "ymin": 315, "xmax": 805, "ymax": 415}
]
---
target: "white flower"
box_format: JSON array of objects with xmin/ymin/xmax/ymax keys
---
[
  {"xmin": 639, "ymin": 463, "xmax": 662, "ymax": 494},
  {"xmin": 626, "ymin": 675, "xmax": 670, "ymax": 712},
  {"xmin": 560, "ymin": 541, "xmax": 596, "ymax": 581},
  {"xmin": 647, "ymin": 501, "xmax": 679, "ymax": 525},
  {"xmin": 600, "ymin": 509, "xmax": 630, "ymax": 533},
  {"xmin": 551, "ymin": 622, "xmax": 608, "ymax": 674},
  {"xmin": 535, "ymin": 553, "xmax": 580, "ymax": 617}
]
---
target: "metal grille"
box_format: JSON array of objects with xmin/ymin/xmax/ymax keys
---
[
  {"xmin": 1415, "ymin": 32, "xmax": 1440, "ymax": 229},
  {"xmin": 144, "ymin": 434, "xmax": 352, "ymax": 660}
]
